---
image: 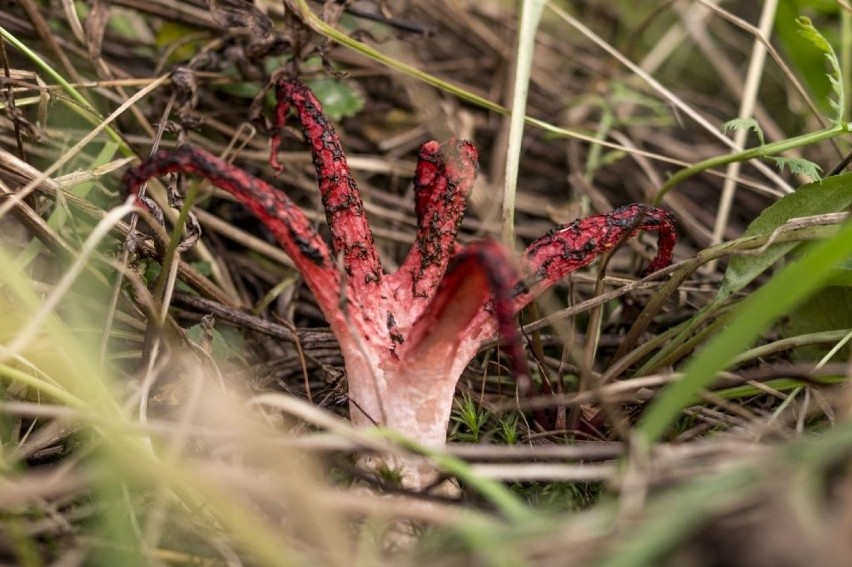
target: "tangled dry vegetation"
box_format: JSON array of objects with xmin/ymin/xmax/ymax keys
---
[{"xmin": 1, "ymin": 1, "xmax": 852, "ymax": 565}]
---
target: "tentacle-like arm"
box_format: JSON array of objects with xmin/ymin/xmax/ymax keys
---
[
  {"xmin": 514, "ymin": 204, "xmax": 676, "ymax": 310},
  {"xmin": 456, "ymin": 204, "xmax": 676, "ymax": 351},
  {"xmin": 122, "ymin": 145, "xmax": 347, "ymax": 331},
  {"xmin": 387, "ymin": 139, "xmax": 479, "ymax": 312},
  {"xmin": 270, "ymin": 79, "xmax": 383, "ymax": 294}
]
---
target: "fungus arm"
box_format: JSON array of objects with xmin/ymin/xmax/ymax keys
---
[
  {"xmin": 123, "ymin": 145, "xmax": 347, "ymax": 329},
  {"xmin": 389, "ymin": 138, "xmax": 480, "ymax": 305},
  {"xmin": 271, "ymin": 78, "xmax": 383, "ymax": 294},
  {"xmin": 514, "ymin": 204, "xmax": 676, "ymax": 310}
]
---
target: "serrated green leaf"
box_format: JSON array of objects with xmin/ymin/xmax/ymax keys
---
[
  {"xmin": 796, "ymin": 16, "xmax": 834, "ymax": 53},
  {"xmin": 718, "ymin": 171, "xmax": 852, "ymax": 300},
  {"xmin": 721, "ymin": 117, "xmax": 765, "ymax": 145},
  {"xmin": 769, "ymin": 156, "xmax": 823, "ymax": 181},
  {"xmin": 796, "ymin": 16, "xmax": 844, "ymax": 123}
]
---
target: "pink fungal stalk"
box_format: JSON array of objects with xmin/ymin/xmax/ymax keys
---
[{"xmin": 123, "ymin": 77, "xmax": 676, "ymax": 490}]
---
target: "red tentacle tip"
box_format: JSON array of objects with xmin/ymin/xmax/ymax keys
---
[
  {"xmin": 638, "ymin": 206, "xmax": 677, "ymax": 275},
  {"xmin": 269, "ymin": 137, "xmax": 286, "ymax": 176},
  {"xmin": 268, "ymin": 78, "xmax": 305, "ymax": 175}
]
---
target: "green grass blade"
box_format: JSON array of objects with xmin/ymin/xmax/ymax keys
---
[
  {"xmin": 637, "ymin": 218, "xmax": 852, "ymax": 445},
  {"xmin": 0, "ymin": 26, "xmax": 128, "ymax": 152},
  {"xmin": 502, "ymin": 0, "xmax": 545, "ymax": 247}
]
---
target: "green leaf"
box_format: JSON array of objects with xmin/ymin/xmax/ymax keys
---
[
  {"xmin": 721, "ymin": 117, "xmax": 765, "ymax": 145},
  {"xmin": 155, "ymin": 22, "xmax": 206, "ymax": 64},
  {"xmin": 826, "ymin": 257, "xmax": 852, "ymax": 286},
  {"xmin": 782, "ymin": 286, "xmax": 852, "ymax": 361},
  {"xmin": 304, "ymin": 78, "xmax": 364, "ymax": 121},
  {"xmin": 769, "ymin": 156, "xmax": 823, "ymax": 181},
  {"xmin": 796, "ymin": 16, "xmax": 834, "ymax": 53},
  {"xmin": 218, "ymin": 81, "xmax": 265, "ymax": 100},
  {"xmin": 796, "ymin": 16, "xmax": 845, "ymax": 123},
  {"xmin": 712, "ymin": 375, "xmax": 847, "ymax": 401},
  {"xmin": 190, "ymin": 260, "xmax": 213, "ymax": 277},
  {"xmin": 718, "ymin": 171, "xmax": 852, "ymax": 301}
]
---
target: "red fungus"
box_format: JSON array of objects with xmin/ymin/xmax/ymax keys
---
[{"xmin": 123, "ymin": 78, "xmax": 676, "ymax": 490}]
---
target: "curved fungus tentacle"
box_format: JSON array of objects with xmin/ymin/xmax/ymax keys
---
[
  {"xmin": 270, "ymin": 79, "xmax": 383, "ymax": 295},
  {"xmin": 518, "ymin": 203, "xmax": 676, "ymax": 308},
  {"xmin": 388, "ymin": 138, "xmax": 479, "ymax": 326},
  {"xmin": 124, "ymin": 76, "xmax": 677, "ymax": 491}
]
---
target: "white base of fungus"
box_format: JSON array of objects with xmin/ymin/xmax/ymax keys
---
[{"xmin": 342, "ymin": 336, "xmax": 480, "ymax": 492}]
